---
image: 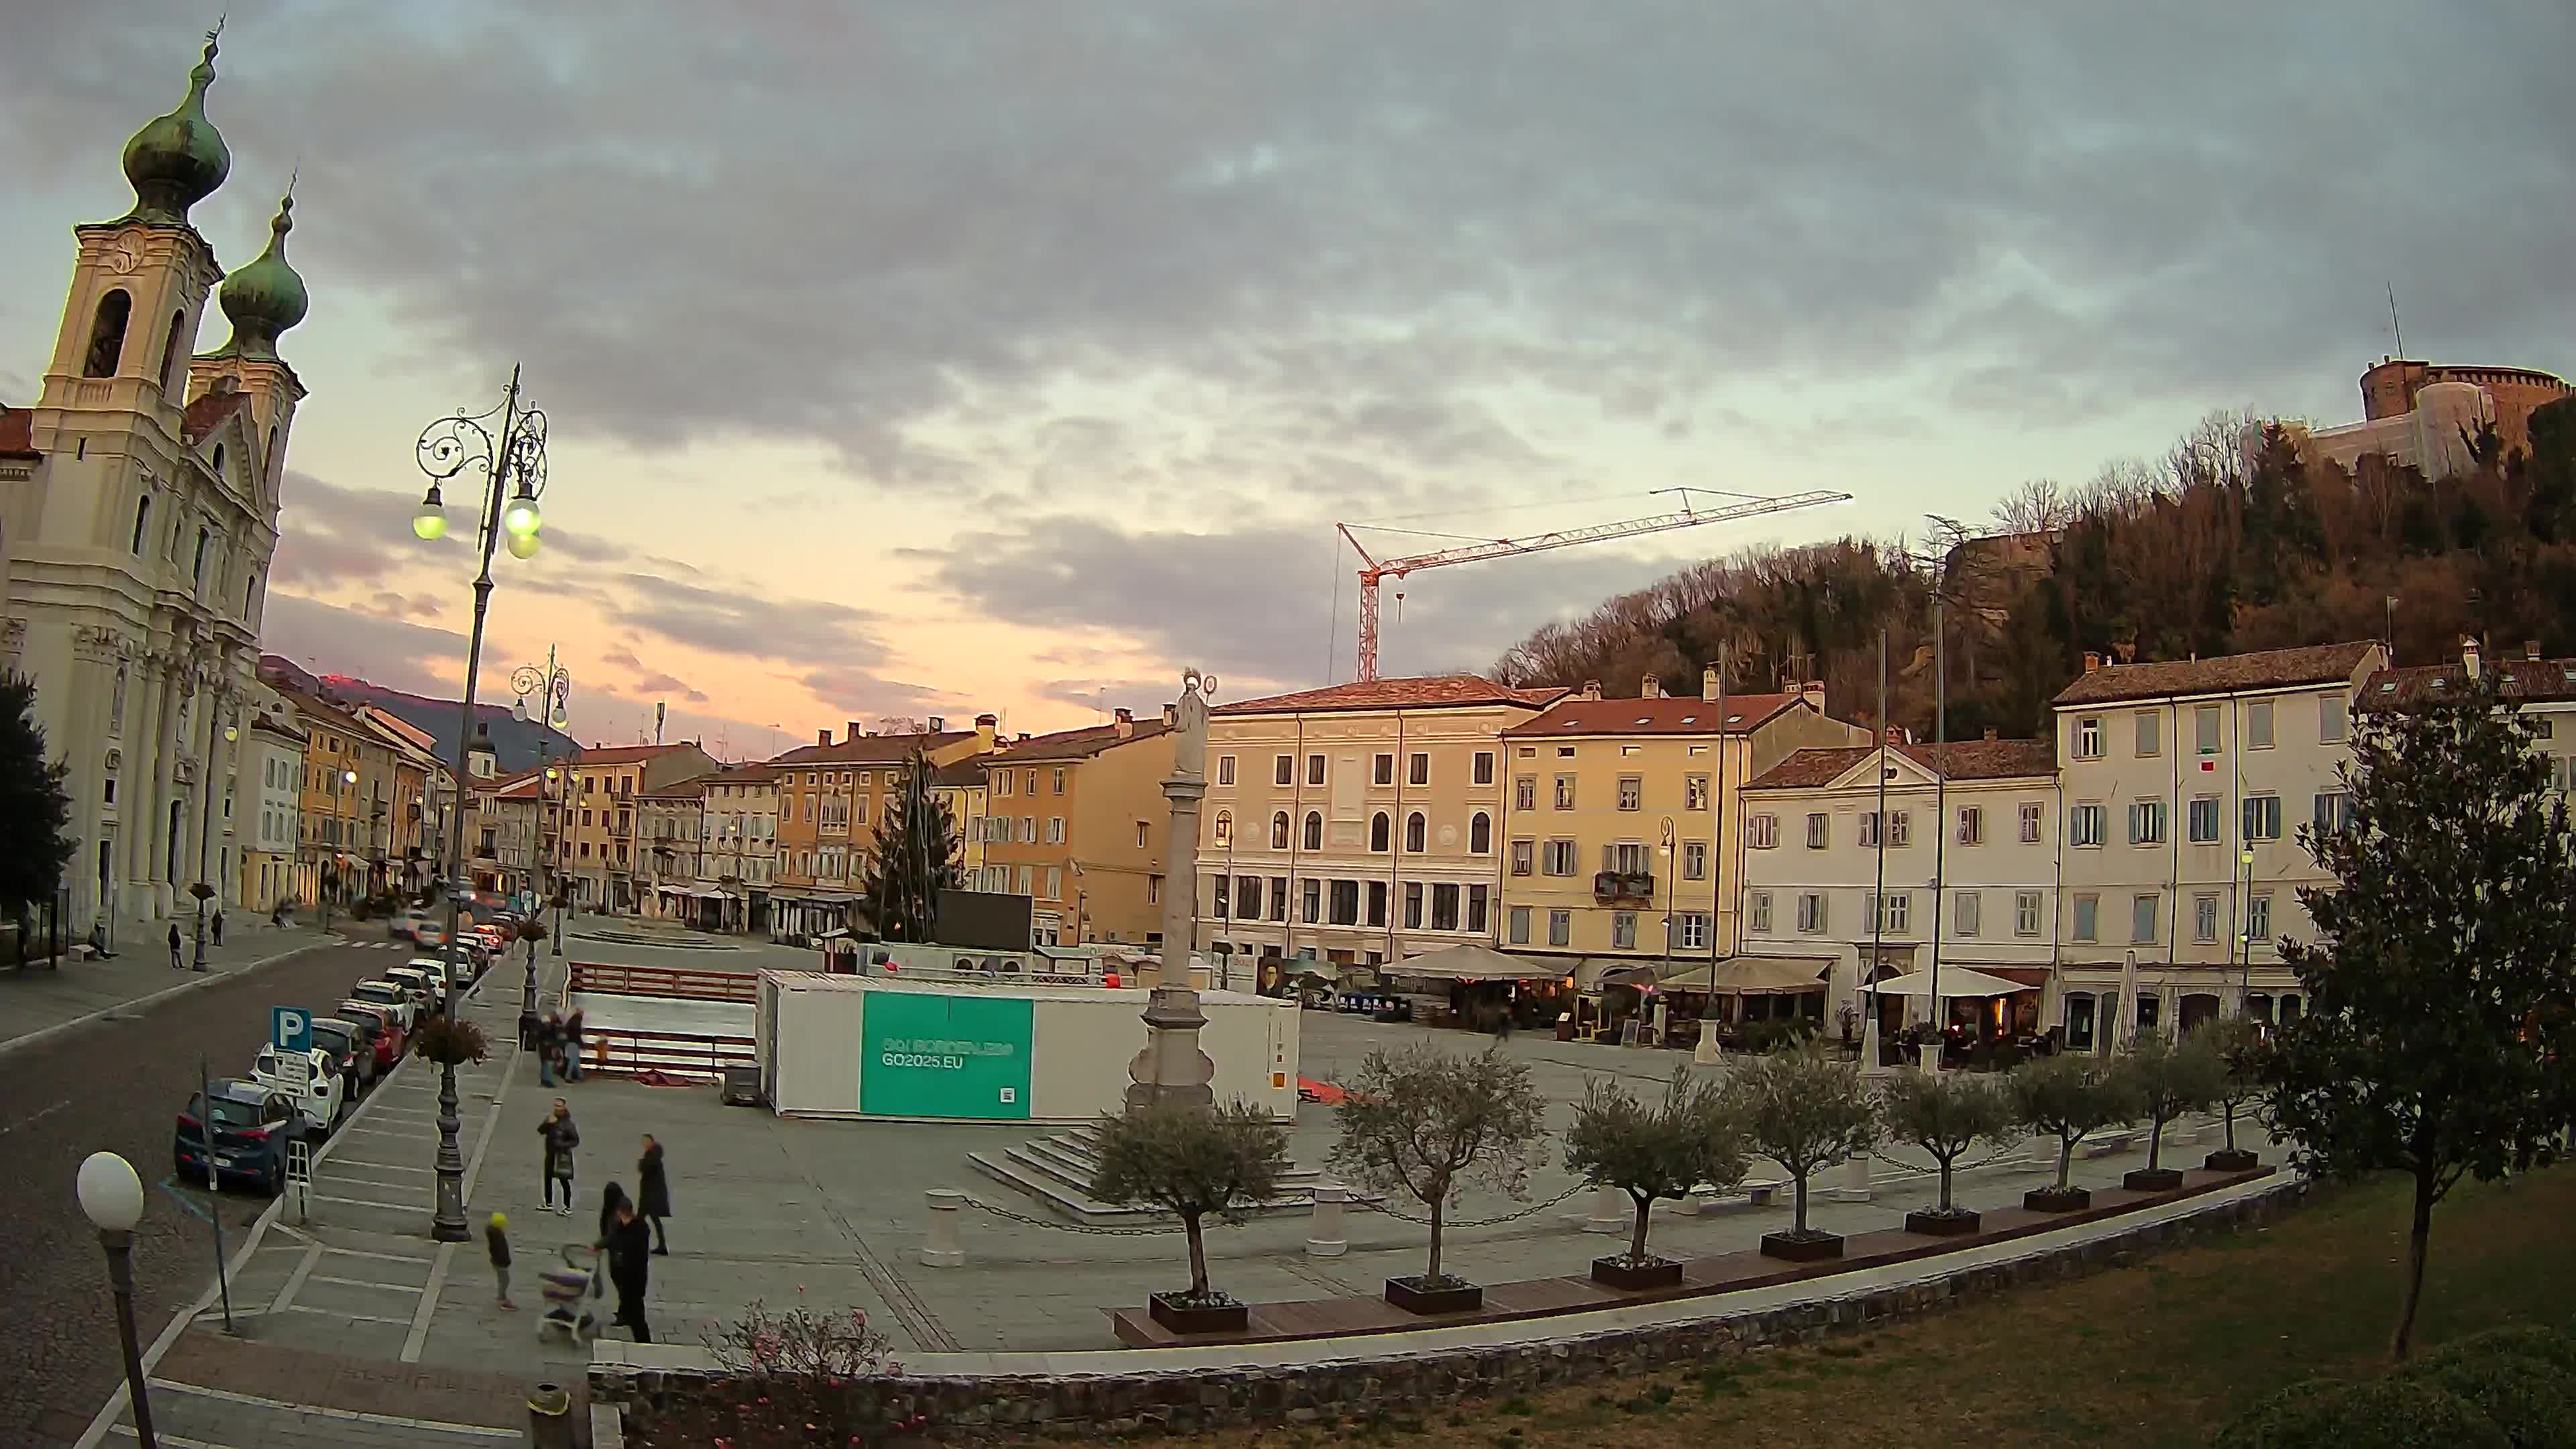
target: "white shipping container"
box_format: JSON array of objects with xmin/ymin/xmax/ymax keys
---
[{"xmin": 756, "ymin": 970, "xmax": 1298, "ymax": 1123}]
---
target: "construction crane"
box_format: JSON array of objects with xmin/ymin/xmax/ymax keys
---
[{"xmin": 1336, "ymin": 488, "xmax": 1853, "ymax": 682}]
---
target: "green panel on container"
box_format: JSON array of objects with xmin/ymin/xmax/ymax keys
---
[{"xmin": 860, "ymin": 991, "xmax": 1034, "ymax": 1119}]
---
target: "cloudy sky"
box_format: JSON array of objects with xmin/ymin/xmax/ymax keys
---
[{"xmin": 8, "ymin": 3, "xmax": 2572, "ymax": 752}]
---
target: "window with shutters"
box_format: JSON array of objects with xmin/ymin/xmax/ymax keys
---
[
  {"xmin": 1747, "ymin": 814, "xmax": 1777, "ymax": 849},
  {"xmin": 2247, "ymin": 700, "xmax": 2275, "ymax": 749},
  {"xmin": 2242, "ymin": 794, "xmax": 2282, "ymax": 841},
  {"xmin": 2075, "ymin": 716, "xmax": 2103, "ymax": 759},
  {"xmin": 1684, "ymin": 774, "xmax": 1709, "ymax": 810},
  {"xmin": 1749, "ymin": 891, "xmax": 1772, "ymax": 932},
  {"xmin": 1554, "ymin": 775, "xmax": 1576, "ymax": 809},
  {"xmin": 2132, "ymin": 894, "xmax": 2160, "ymax": 944},
  {"xmin": 2189, "ymin": 796, "xmax": 2220, "ymax": 843},
  {"xmin": 1617, "ymin": 776, "xmax": 1642, "ymax": 811},
  {"xmin": 2019, "ymin": 801, "xmax": 2043, "ymax": 843},
  {"xmin": 1954, "ymin": 891, "xmax": 1981, "ymax": 937},
  {"xmin": 1956, "ymin": 806, "xmax": 1982, "ymax": 845},
  {"xmin": 1514, "ymin": 776, "xmax": 1536, "ymax": 810},
  {"xmin": 1682, "ymin": 841, "xmax": 1707, "ymax": 880},
  {"xmin": 1807, "ymin": 812, "xmax": 1829, "ymax": 849},
  {"xmin": 1548, "ymin": 909, "xmax": 1571, "ymax": 947},
  {"xmin": 1510, "ymin": 839, "xmax": 1534, "ymax": 875},
  {"xmin": 2015, "ymin": 891, "xmax": 2043, "ymax": 936},
  {"xmin": 2072, "ymin": 894, "xmax": 2098, "ymax": 943},
  {"xmin": 1507, "ymin": 906, "xmax": 1531, "ymax": 945},
  {"xmin": 1611, "ymin": 910, "xmax": 1637, "ymax": 949},
  {"xmin": 2129, "ymin": 799, "xmax": 2166, "ymax": 845},
  {"xmin": 2070, "ymin": 803, "xmax": 2104, "ymax": 847},
  {"xmin": 1542, "ymin": 839, "xmax": 1577, "ymax": 875}
]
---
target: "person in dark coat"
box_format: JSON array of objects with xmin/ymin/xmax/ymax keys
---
[
  {"xmin": 594, "ymin": 1180, "xmax": 629, "ymax": 1252},
  {"xmin": 168, "ymin": 922, "xmax": 182, "ymax": 970},
  {"xmin": 562, "ymin": 1008, "xmax": 586, "ymax": 1081},
  {"xmin": 604, "ymin": 1200, "xmax": 654, "ymax": 1342},
  {"xmin": 211, "ymin": 910, "xmax": 225, "ymax": 947},
  {"xmin": 537, "ymin": 1098, "xmax": 579, "ymax": 1214},
  {"xmin": 637, "ymin": 1134, "xmax": 671, "ymax": 1254},
  {"xmin": 537, "ymin": 1011, "xmax": 560, "ymax": 1087}
]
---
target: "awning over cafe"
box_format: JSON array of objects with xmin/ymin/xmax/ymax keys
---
[
  {"xmin": 1384, "ymin": 943, "xmax": 1574, "ymax": 983},
  {"xmin": 1865, "ymin": 965, "xmax": 2031, "ymax": 998}
]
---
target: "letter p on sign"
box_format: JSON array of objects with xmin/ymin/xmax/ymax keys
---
[{"xmin": 272, "ymin": 1006, "xmax": 311, "ymax": 1055}]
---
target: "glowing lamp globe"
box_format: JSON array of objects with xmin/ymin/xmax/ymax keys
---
[
  {"xmin": 504, "ymin": 529, "xmax": 541, "ymax": 560},
  {"xmin": 76, "ymin": 1151, "xmax": 145, "ymax": 1232},
  {"xmin": 501, "ymin": 492, "xmax": 541, "ymax": 537},
  {"xmin": 412, "ymin": 486, "xmax": 447, "ymax": 541}
]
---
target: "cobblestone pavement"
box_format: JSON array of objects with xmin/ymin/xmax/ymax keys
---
[{"xmin": 0, "ymin": 934, "xmax": 460, "ymax": 1448}]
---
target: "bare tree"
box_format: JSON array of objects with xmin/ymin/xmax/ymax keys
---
[
  {"xmin": 1562, "ymin": 1065, "xmax": 1748, "ymax": 1266},
  {"xmin": 1329, "ymin": 1044, "xmax": 1548, "ymax": 1288}
]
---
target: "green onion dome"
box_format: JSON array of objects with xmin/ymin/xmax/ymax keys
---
[{"xmin": 119, "ymin": 32, "xmax": 230, "ymax": 226}]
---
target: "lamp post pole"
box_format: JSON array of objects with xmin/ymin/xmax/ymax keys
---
[
  {"xmin": 77, "ymin": 1152, "xmax": 156, "ymax": 1449},
  {"xmin": 411, "ymin": 368, "xmax": 551, "ymax": 1243}
]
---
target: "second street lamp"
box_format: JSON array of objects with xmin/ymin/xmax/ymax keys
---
[{"xmin": 411, "ymin": 366, "xmax": 550, "ymax": 1244}]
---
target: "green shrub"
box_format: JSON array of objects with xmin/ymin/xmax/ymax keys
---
[
  {"xmin": 2420, "ymin": 1323, "xmax": 2576, "ymax": 1379},
  {"xmin": 2215, "ymin": 1377, "xmax": 2511, "ymax": 1449},
  {"xmin": 2398, "ymin": 1354, "xmax": 2575, "ymax": 1448}
]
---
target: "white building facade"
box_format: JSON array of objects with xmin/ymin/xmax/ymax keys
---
[
  {"xmin": 2051, "ymin": 641, "xmax": 2386, "ymax": 1050},
  {"xmin": 0, "ymin": 34, "xmax": 311, "ymax": 931},
  {"xmin": 1737, "ymin": 737, "xmax": 2061, "ymax": 1041},
  {"xmin": 237, "ymin": 707, "xmax": 303, "ymax": 913}
]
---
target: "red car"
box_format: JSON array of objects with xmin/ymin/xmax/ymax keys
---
[{"xmin": 337, "ymin": 999, "xmax": 407, "ymax": 1072}]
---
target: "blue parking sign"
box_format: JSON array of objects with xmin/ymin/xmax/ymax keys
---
[{"xmin": 272, "ymin": 1006, "xmax": 311, "ymax": 1055}]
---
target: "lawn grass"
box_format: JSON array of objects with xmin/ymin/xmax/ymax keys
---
[{"xmin": 1182, "ymin": 1166, "xmax": 2575, "ymax": 1449}]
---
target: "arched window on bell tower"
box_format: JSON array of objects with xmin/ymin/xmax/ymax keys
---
[
  {"xmin": 84, "ymin": 290, "xmax": 133, "ymax": 378},
  {"xmin": 157, "ymin": 310, "xmax": 186, "ymax": 394}
]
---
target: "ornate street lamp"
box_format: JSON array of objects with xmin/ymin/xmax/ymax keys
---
[
  {"xmin": 77, "ymin": 1151, "xmax": 156, "ymax": 1448},
  {"xmin": 411, "ymin": 368, "xmax": 549, "ymax": 1243}
]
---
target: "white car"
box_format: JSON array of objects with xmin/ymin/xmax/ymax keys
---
[
  {"xmin": 347, "ymin": 979, "xmax": 418, "ymax": 1032},
  {"xmin": 382, "ymin": 966, "xmax": 440, "ymax": 1011},
  {"xmin": 252, "ymin": 1044, "xmax": 346, "ymax": 1131},
  {"xmin": 390, "ymin": 907, "xmax": 433, "ymax": 941},
  {"xmin": 408, "ymin": 955, "xmax": 466, "ymax": 996}
]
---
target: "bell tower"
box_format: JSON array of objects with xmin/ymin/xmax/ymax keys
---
[
  {"xmin": 189, "ymin": 183, "xmax": 311, "ymax": 518},
  {"xmin": 33, "ymin": 28, "xmax": 231, "ymax": 446}
]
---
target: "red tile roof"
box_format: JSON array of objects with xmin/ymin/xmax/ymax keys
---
[
  {"xmin": 181, "ymin": 389, "xmax": 252, "ymax": 445},
  {"xmin": 2363, "ymin": 655, "xmax": 2576, "ymax": 708},
  {"xmin": 1746, "ymin": 738, "xmax": 2057, "ymax": 792},
  {"xmin": 985, "ymin": 719, "xmax": 1172, "ymax": 763},
  {"xmin": 1501, "ymin": 692, "xmax": 1807, "ymax": 738},
  {"xmin": 1215, "ymin": 676, "xmax": 1567, "ymax": 716},
  {"xmin": 0, "ymin": 407, "xmax": 37, "ymax": 459},
  {"xmin": 766, "ymin": 730, "xmax": 974, "ymax": 767},
  {"xmin": 2051, "ymin": 642, "xmax": 2381, "ymax": 706}
]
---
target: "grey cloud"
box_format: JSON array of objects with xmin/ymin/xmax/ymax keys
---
[
  {"xmin": 617, "ymin": 573, "xmax": 890, "ymax": 665},
  {"xmin": 19, "ymin": 1, "xmax": 2567, "ymax": 506},
  {"xmin": 258, "ymin": 592, "xmax": 468, "ymax": 698}
]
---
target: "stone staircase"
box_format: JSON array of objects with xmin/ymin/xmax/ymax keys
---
[{"xmin": 967, "ymin": 1122, "xmax": 1374, "ymax": 1224}]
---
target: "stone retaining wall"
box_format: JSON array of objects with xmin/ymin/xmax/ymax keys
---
[{"xmin": 595, "ymin": 1178, "xmax": 2306, "ymax": 1439}]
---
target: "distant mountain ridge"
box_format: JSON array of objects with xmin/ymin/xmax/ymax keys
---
[{"xmin": 258, "ymin": 655, "xmax": 577, "ymax": 775}]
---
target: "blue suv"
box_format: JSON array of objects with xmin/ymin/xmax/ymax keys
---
[{"xmin": 174, "ymin": 1078, "xmax": 301, "ymax": 1195}]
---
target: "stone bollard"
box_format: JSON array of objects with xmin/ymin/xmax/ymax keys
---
[
  {"xmin": 527, "ymin": 1382, "xmax": 574, "ymax": 1449},
  {"xmin": 1583, "ymin": 1185, "xmax": 1626, "ymax": 1233},
  {"xmin": 920, "ymin": 1189, "xmax": 966, "ymax": 1268},
  {"xmin": 1305, "ymin": 1183, "xmax": 1349, "ymax": 1257},
  {"xmin": 1826, "ymin": 1150, "xmax": 1874, "ymax": 1203}
]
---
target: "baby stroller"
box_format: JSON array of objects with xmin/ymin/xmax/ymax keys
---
[{"xmin": 536, "ymin": 1244, "xmax": 602, "ymax": 1344}]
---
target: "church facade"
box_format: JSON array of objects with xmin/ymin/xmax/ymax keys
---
[{"xmin": 0, "ymin": 29, "xmax": 312, "ymax": 930}]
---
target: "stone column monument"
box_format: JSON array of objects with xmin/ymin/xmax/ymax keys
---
[{"xmin": 1126, "ymin": 669, "xmax": 1220, "ymax": 1114}]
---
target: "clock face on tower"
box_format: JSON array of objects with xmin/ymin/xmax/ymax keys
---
[{"xmin": 107, "ymin": 235, "xmax": 144, "ymax": 275}]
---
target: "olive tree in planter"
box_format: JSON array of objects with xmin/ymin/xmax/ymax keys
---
[
  {"xmin": 2008, "ymin": 1053, "xmax": 2139, "ymax": 1212},
  {"xmin": 1562, "ymin": 1064, "xmax": 1748, "ymax": 1289},
  {"xmin": 2199, "ymin": 1019, "xmax": 2269, "ymax": 1172},
  {"xmin": 1329, "ymin": 1044, "xmax": 1548, "ymax": 1314},
  {"xmin": 1878, "ymin": 1068, "xmax": 2018, "ymax": 1236},
  {"xmin": 1729, "ymin": 1044, "xmax": 1878, "ymax": 1262},
  {"xmin": 1088, "ymin": 1101, "xmax": 1290, "ymax": 1334},
  {"xmin": 2119, "ymin": 1028, "xmax": 2226, "ymax": 1191}
]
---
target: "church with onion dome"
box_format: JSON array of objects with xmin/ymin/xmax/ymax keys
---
[{"xmin": 0, "ymin": 25, "xmax": 313, "ymax": 930}]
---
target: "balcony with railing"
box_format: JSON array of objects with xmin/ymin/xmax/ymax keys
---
[{"xmin": 1593, "ymin": 870, "xmax": 1656, "ymax": 904}]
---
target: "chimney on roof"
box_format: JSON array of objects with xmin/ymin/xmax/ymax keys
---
[
  {"xmin": 848, "ymin": 720, "xmax": 865, "ymax": 741},
  {"xmin": 1016, "ymin": 732, "xmax": 1031, "ymax": 743},
  {"xmin": 1800, "ymin": 679, "xmax": 1825, "ymax": 711},
  {"xmin": 1640, "ymin": 675, "xmax": 1664, "ymax": 698},
  {"xmin": 2461, "ymin": 636, "xmax": 2481, "ymax": 680},
  {"xmin": 1884, "ymin": 725, "xmax": 1905, "ymax": 745},
  {"xmin": 1701, "ymin": 665, "xmax": 1721, "ymax": 702},
  {"xmin": 1580, "ymin": 679, "xmax": 1603, "ymax": 701},
  {"xmin": 2083, "ymin": 651, "xmax": 2102, "ymax": 674},
  {"xmin": 1112, "ymin": 706, "xmax": 1136, "ymax": 739},
  {"xmin": 1984, "ymin": 727, "xmax": 1999, "ymax": 741},
  {"xmin": 2527, "ymin": 640, "xmax": 2542, "ymax": 661},
  {"xmin": 928, "ymin": 715, "xmax": 945, "ymax": 733},
  {"xmin": 817, "ymin": 728, "xmax": 833, "ymax": 747},
  {"xmin": 973, "ymin": 713, "xmax": 998, "ymax": 750}
]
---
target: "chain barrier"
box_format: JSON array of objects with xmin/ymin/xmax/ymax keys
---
[
  {"xmin": 1350, "ymin": 1181, "xmax": 1588, "ymax": 1229},
  {"xmin": 955, "ymin": 1196, "xmax": 1193, "ymax": 1237}
]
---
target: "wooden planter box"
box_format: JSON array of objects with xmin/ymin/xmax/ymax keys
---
[
  {"xmin": 1904, "ymin": 1208, "xmax": 1982, "ymax": 1236},
  {"xmin": 1148, "ymin": 1292, "xmax": 1248, "ymax": 1335},
  {"xmin": 2024, "ymin": 1186, "xmax": 2092, "ymax": 1213},
  {"xmin": 2204, "ymin": 1148, "xmax": 2261, "ymax": 1173},
  {"xmin": 2123, "ymin": 1167, "xmax": 2186, "ymax": 1192},
  {"xmin": 1590, "ymin": 1255, "xmax": 1685, "ymax": 1290},
  {"xmin": 1384, "ymin": 1276, "xmax": 1483, "ymax": 1315},
  {"xmin": 1758, "ymin": 1230, "xmax": 1844, "ymax": 1263}
]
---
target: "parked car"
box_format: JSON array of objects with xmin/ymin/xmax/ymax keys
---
[
  {"xmin": 382, "ymin": 967, "xmax": 439, "ymax": 1012},
  {"xmin": 347, "ymin": 979, "xmax": 418, "ymax": 1033},
  {"xmin": 310, "ymin": 1014, "xmax": 378, "ymax": 1093},
  {"xmin": 413, "ymin": 923, "xmax": 450, "ymax": 953},
  {"xmin": 174, "ymin": 1078, "xmax": 301, "ymax": 1194},
  {"xmin": 252, "ymin": 1043, "xmax": 347, "ymax": 1132},
  {"xmin": 407, "ymin": 955, "xmax": 470, "ymax": 996},
  {"xmin": 337, "ymin": 1000, "xmax": 407, "ymax": 1070}
]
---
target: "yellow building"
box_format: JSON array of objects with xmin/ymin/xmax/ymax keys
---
[
  {"xmin": 1495, "ymin": 671, "xmax": 1867, "ymax": 983},
  {"xmin": 931, "ymin": 759, "xmax": 998, "ymax": 892},
  {"xmin": 1193, "ymin": 676, "xmax": 1566, "ymax": 979},
  {"xmin": 765, "ymin": 716, "xmax": 997, "ymax": 939},
  {"xmin": 278, "ymin": 689, "xmax": 374, "ymax": 906},
  {"xmin": 980, "ymin": 710, "xmax": 1175, "ymax": 945},
  {"xmin": 566, "ymin": 741, "xmax": 718, "ymax": 914}
]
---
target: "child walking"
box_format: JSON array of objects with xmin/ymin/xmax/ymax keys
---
[{"xmin": 486, "ymin": 1212, "xmax": 516, "ymax": 1310}]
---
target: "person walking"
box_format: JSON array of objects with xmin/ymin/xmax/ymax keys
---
[
  {"xmin": 538, "ymin": 1098, "xmax": 580, "ymax": 1214},
  {"xmin": 167, "ymin": 922, "xmax": 182, "ymax": 970},
  {"xmin": 211, "ymin": 909, "xmax": 225, "ymax": 947},
  {"xmin": 594, "ymin": 1181, "xmax": 629, "ymax": 1254},
  {"xmin": 537, "ymin": 1011, "xmax": 559, "ymax": 1088},
  {"xmin": 562, "ymin": 1008, "xmax": 586, "ymax": 1082},
  {"xmin": 486, "ymin": 1212, "xmax": 516, "ymax": 1310},
  {"xmin": 637, "ymin": 1134, "xmax": 672, "ymax": 1254},
  {"xmin": 604, "ymin": 1199, "xmax": 654, "ymax": 1342}
]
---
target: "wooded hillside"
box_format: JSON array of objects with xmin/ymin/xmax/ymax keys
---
[{"xmin": 1490, "ymin": 398, "xmax": 2576, "ymax": 739}]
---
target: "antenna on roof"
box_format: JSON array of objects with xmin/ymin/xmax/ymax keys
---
[{"xmin": 2387, "ymin": 282, "xmax": 2405, "ymax": 358}]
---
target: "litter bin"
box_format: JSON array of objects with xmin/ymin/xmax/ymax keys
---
[{"xmin": 527, "ymin": 1382, "xmax": 572, "ymax": 1449}]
